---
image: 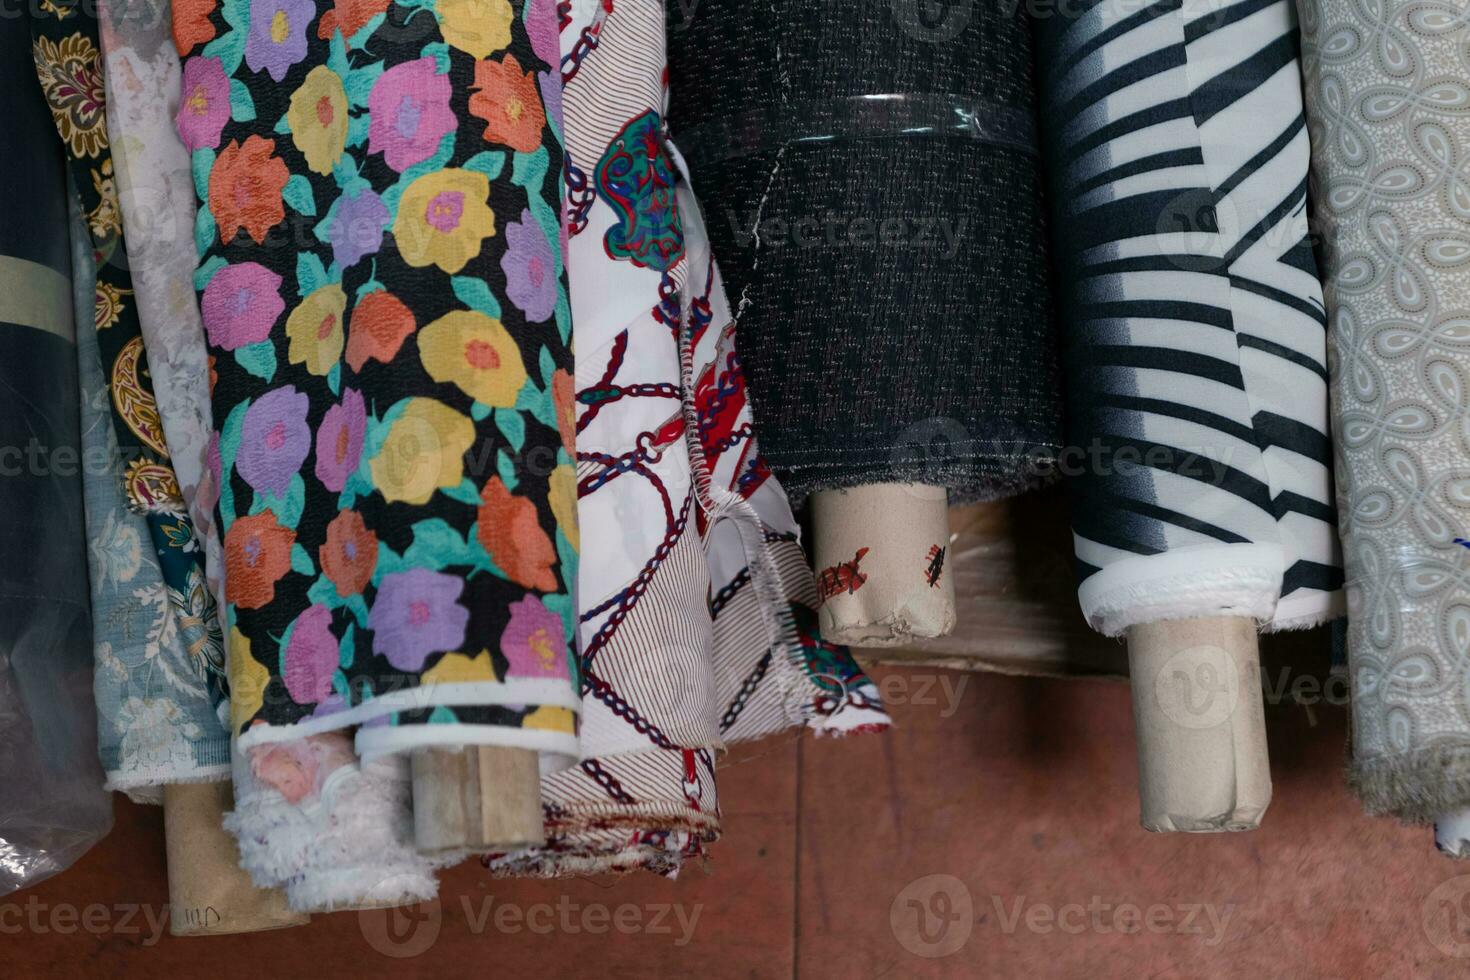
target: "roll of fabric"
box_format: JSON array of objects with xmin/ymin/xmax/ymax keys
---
[
  {"xmin": 174, "ymin": 0, "xmax": 580, "ymax": 763},
  {"xmin": 99, "ymin": 0, "xmax": 432, "ymax": 914},
  {"xmin": 0, "ymin": 15, "xmax": 112, "ymax": 895},
  {"xmin": 1299, "ymin": 0, "xmax": 1470, "ymax": 819},
  {"xmin": 31, "ymin": 0, "xmax": 229, "ymax": 712},
  {"xmin": 100, "ymin": 0, "xmax": 226, "ymax": 608},
  {"xmin": 664, "ymin": 0, "xmax": 1060, "ymax": 502},
  {"xmin": 1034, "ymin": 0, "xmax": 1342, "ymax": 636},
  {"xmin": 76, "ymin": 198, "xmax": 231, "ymax": 800},
  {"xmin": 490, "ymin": 0, "xmax": 887, "ymax": 877},
  {"xmin": 29, "ymin": 0, "xmax": 232, "ymax": 794}
]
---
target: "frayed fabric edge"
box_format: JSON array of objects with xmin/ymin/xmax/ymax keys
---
[
  {"xmin": 1350, "ymin": 747, "xmax": 1470, "ymax": 825},
  {"xmin": 107, "ymin": 765, "xmax": 230, "ymax": 805},
  {"xmin": 1079, "ymin": 544, "xmax": 1284, "ymax": 637}
]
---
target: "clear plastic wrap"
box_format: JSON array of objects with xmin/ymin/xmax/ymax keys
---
[{"xmin": 0, "ymin": 12, "xmax": 114, "ymax": 893}]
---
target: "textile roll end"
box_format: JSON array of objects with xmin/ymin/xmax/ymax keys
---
[
  {"xmin": 162, "ymin": 781, "xmax": 307, "ymax": 936},
  {"xmin": 1125, "ymin": 617, "xmax": 1271, "ymax": 834},
  {"xmin": 811, "ymin": 483, "xmax": 957, "ymax": 647},
  {"xmin": 411, "ymin": 747, "xmax": 545, "ymax": 854}
]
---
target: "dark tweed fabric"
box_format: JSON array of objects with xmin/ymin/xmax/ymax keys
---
[{"xmin": 666, "ymin": 0, "xmax": 1061, "ymax": 502}]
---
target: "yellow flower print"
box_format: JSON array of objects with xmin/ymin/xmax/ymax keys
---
[
  {"xmin": 548, "ymin": 464, "xmax": 577, "ymax": 552},
  {"xmin": 436, "ymin": 0, "xmax": 512, "ymax": 58},
  {"xmin": 522, "ymin": 706, "xmax": 575, "ymax": 734},
  {"xmin": 287, "ymin": 66, "xmax": 349, "ymax": 175},
  {"xmin": 369, "ymin": 397, "xmax": 476, "ymax": 504},
  {"xmin": 422, "ymin": 650, "xmax": 499, "ymax": 685},
  {"xmin": 417, "ymin": 310, "xmax": 526, "ymax": 407},
  {"xmin": 392, "ymin": 169, "xmax": 495, "ymax": 274},
  {"xmin": 285, "ymin": 283, "xmax": 347, "ymax": 375},
  {"xmin": 229, "ymin": 626, "xmax": 271, "ymax": 731}
]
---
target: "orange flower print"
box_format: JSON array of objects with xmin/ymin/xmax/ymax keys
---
[
  {"xmin": 224, "ymin": 511, "xmax": 296, "ymax": 610},
  {"xmin": 552, "ymin": 368, "xmax": 574, "ymax": 461},
  {"xmin": 476, "ymin": 477, "xmax": 557, "ymax": 592},
  {"xmin": 173, "ymin": 0, "xmax": 218, "ymax": 55},
  {"xmin": 345, "ymin": 289, "xmax": 416, "ymax": 371},
  {"xmin": 469, "ymin": 54, "xmax": 546, "ymax": 154},
  {"xmin": 317, "ymin": 0, "xmax": 390, "ymax": 40},
  {"xmin": 209, "ymin": 136, "xmax": 289, "ymax": 245},
  {"xmin": 321, "ymin": 510, "xmax": 378, "ymax": 596}
]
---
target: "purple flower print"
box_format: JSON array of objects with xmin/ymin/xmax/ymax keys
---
[
  {"xmin": 539, "ymin": 70, "xmax": 561, "ymax": 137},
  {"xmin": 202, "ymin": 431, "xmax": 223, "ymax": 514},
  {"xmin": 501, "ymin": 209, "xmax": 556, "ymax": 322},
  {"xmin": 500, "ymin": 595, "xmax": 569, "ymax": 680},
  {"xmin": 328, "ymin": 188, "xmax": 389, "ymax": 270},
  {"xmin": 175, "ymin": 56, "xmax": 231, "ymax": 151},
  {"xmin": 367, "ymin": 58, "xmax": 457, "ymax": 172},
  {"xmin": 245, "ymin": 0, "xmax": 315, "ymax": 83},
  {"xmin": 527, "ymin": 0, "xmax": 559, "ymax": 67},
  {"xmin": 237, "ymin": 386, "xmax": 311, "ymax": 497},
  {"xmin": 368, "ymin": 568, "xmax": 469, "ymax": 672},
  {"xmin": 314, "ymin": 387, "xmax": 366, "ymax": 492},
  {"xmin": 283, "ymin": 604, "xmax": 338, "ymax": 705},
  {"xmin": 201, "ymin": 262, "xmax": 285, "ymax": 351}
]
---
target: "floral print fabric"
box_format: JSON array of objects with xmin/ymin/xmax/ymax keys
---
[
  {"xmin": 100, "ymin": 0, "xmax": 227, "ymax": 617},
  {"xmin": 29, "ymin": 0, "xmax": 232, "ymax": 793},
  {"xmin": 76, "ymin": 202, "xmax": 230, "ymax": 799},
  {"xmin": 174, "ymin": 0, "xmax": 580, "ymax": 761}
]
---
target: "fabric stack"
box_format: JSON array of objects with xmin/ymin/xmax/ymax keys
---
[{"xmin": 3, "ymin": 0, "xmax": 1469, "ymax": 930}]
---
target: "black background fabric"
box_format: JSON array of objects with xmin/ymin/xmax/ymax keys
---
[{"xmin": 666, "ymin": 0, "xmax": 1061, "ymax": 502}]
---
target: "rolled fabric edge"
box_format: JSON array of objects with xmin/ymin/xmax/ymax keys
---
[
  {"xmin": 770, "ymin": 446, "xmax": 1059, "ymax": 508},
  {"xmin": 1079, "ymin": 543, "xmax": 1285, "ymax": 638},
  {"xmin": 1436, "ymin": 809, "xmax": 1470, "ymax": 858},
  {"xmin": 1350, "ymin": 748, "xmax": 1470, "ymax": 825}
]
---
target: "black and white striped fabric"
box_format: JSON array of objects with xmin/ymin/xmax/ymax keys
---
[{"xmin": 1034, "ymin": 0, "xmax": 1342, "ymax": 635}]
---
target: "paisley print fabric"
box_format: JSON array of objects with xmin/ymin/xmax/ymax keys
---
[
  {"xmin": 1301, "ymin": 0, "xmax": 1470, "ymax": 820},
  {"xmin": 28, "ymin": 0, "xmax": 233, "ymax": 792},
  {"xmin": 489, "ymin": 0, "xmax": 887, "ymax": 878},
  {"xmin": 174, "ymin": 0, "xmax": 580, "ymax": 762}
]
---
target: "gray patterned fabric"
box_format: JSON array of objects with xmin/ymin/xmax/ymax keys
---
[{"xmin": 1301, "ymin": 0, "xmax": 1470, "ymax": 820}]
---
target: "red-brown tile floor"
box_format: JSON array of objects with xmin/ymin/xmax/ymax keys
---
[{"xmin": 5, "ymin": 663, "xmax": 1466, "ymax": 978}]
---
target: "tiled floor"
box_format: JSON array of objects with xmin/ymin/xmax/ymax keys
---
[{"xmin": 6, "ymin": 663, "xmax": 1465, "ymax": 978}]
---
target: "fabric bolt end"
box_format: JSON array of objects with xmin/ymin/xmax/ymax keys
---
[
  {"xmin": 1349, "ymin": 748, "xmax": 1470, "ymax": 825},
  {"xmin": 665, "ymin": 0, "xmax": 1062, "ymax": 504},
  {"xmin": 224, "ymin": 739, "xmax": 445, "ymax": 912},
  {"xmin": 1078, "ymin": 544, "xmax": 1284, "ymax": 638},
  {"xmin": 1436, "ymin": 809, "xmax": 1470, "ymax": 858}
]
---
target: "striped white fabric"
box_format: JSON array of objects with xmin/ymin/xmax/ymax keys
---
[{"xmin": 1036, "ymin": 0, "xmax": 1342, "ymax": 634}]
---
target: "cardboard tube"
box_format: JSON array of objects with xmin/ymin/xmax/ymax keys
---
[
  {"xmin": 811, "ymin": 483, "xmax": 956, "ymax": 646},
  {"xmin": 412, "ymin": 746, "xmax": 544, "ymax": 853},
  {"xmin": 163, "ymin": 781, "xmax": 307, "ymax": 936},
  {"xmin": 1126, "ymin": 616, "xmax": 1270, "ymax": 833}
]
